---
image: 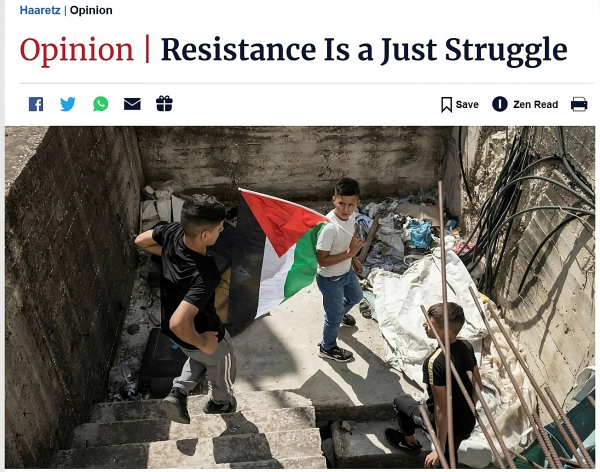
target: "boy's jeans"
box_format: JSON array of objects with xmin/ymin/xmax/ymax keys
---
[{"xmin": 317, "ymin": 269, "xmax": 363, "ymax": 351}]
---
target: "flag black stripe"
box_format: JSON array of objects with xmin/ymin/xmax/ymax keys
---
[{"xmin": 227, "ymin": 196, "xmax": 266, "ymax": 325}]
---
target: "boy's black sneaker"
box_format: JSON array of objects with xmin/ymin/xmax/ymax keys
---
[
  {"xmin": 341, "ymin": 314, "xmax": 356, "ymax": 327},
  {"xmin": 160, "ymin": 387, "xmax": 190, "ymax": 424},
  {"xmin": 384, "ymin": 428, "xmax": 422, "ymax": 451},
  {"xmin": 203, "ymin": 397, "xmax": 237, "ymax": 414},
  {"xmin": 359, "ymin": 300, "xmax": 373, "ymax": 319},
  {"xmin": 319, "ymin": 345, "xmax": 354, "ymax": 362}
]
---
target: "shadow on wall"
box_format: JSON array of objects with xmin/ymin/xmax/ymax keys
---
[{"xmin": 502, "ymin": 215, "xmax": 594, "ymax": 332}]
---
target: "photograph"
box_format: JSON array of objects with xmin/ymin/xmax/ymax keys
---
[{"xmin": 5, "ymin": 125, "xmax": 595, "ymax": 468}]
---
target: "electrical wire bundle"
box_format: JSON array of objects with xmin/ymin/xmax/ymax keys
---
[{"xmin": 457, "ymin": 126, "xmax": 595, "ymax": 294}]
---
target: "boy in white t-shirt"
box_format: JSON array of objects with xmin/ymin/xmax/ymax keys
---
[{"xmin": 316, "ymin": 178, "xmax": 364, "ymax": 362}]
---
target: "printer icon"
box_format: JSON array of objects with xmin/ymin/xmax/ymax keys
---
[
  {"xmin": 124, "ymin": 98, "xmax": 141, "ymax": 111},
  {"xmin": 571, "ymin": 97, "xmax": 587, "ymax": 112}
]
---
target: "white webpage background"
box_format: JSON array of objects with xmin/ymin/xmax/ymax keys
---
[{"xmin": 4, "ymin": 0, "xmax": 599, "ymax": 125}]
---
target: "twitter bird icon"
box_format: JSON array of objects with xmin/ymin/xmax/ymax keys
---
[{"xmin": 61, "ymin": 97, "xmax": 75, "ymax": 111}]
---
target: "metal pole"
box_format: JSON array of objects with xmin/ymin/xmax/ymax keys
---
[
  {"xmin": 421, "ymin": 306, "xmax": 511, "ymax": 468},
  {"xmin": 485, "ymin": 305, "xmax": 589, "ymax": 468},
  {"xmin": 438, "ymin": 180, "xmax": 456, "ymax": 468},
  {"xmin": 466, "ymin": 371, "xmax": 516, "ymax": 468},
  {"xmin": 544, "ymin": 387, "xmax": 595, "ymax": 468},
  {"xmin": 532, "ymin": 410, "xmax": 562, "ymax": 469},
  {"xmin": 469, "ymin": 287, "xmax": 562, "ymax": 469},
  {"xmin": 418, "ymin": 405, "xmax": 450, "ymax": 469},
  {"xmin": 508, "ymin": 450, "xmax": 545, "ymax": 469},
  {"xmin": 560, "ymin": 457, "xmax": 583, "ymax": 468}
]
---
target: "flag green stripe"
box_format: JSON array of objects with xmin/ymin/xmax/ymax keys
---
[{"xmin": 283, "ymin": 224, "xmax": 324, "ymax": 300}]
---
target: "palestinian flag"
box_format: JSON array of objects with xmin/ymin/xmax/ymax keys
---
[{"xmin": 228, "ymin": 189, "xmax": 330, "ymax": 324}]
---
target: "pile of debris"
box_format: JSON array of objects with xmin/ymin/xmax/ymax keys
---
[
  {"xmin": 355, "ymin": 190, "xmax": 459, "ymax": 279},
  {"xmin": 140, "ymin": 181, "xmax": 187, "ymax": 230}
]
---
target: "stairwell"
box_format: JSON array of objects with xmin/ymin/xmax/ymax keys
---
[
  {"xmin": 51, "ymin": 391, "xmax": 326, "ymax": 469},
  {"xmin": 330, "ymin": 419, "xmax": 432, "ymax": 468}
]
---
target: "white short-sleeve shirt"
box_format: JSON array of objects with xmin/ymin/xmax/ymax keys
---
[{"xmin": 316, "ymin": 210, "xmax": 356, "ymax": 277}]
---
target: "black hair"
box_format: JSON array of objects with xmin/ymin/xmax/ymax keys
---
[
  {"xmin": 334, "ymin": 177, "xmax": 360, "ymax": 197},
  {"xmin": 427, "ymin": 302, "xmax": 465, "ymax": 335},
  {"xmin": 180, "ymin": 194, "xmax": 226, "ymax": 237}
]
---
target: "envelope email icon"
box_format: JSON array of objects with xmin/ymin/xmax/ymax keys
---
[{"xmin": 124, "ymin": 98, "xmax": 141, "ymax": 110}]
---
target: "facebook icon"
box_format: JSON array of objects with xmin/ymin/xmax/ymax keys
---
[{"xmin": 29, "ymin": 97, "xmax": 43, "ymax": 111}]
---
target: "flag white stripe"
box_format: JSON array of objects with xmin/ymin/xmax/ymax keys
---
[{"xmin": 256, "ymin": 238, "xmax": 296, "ymax": 318}]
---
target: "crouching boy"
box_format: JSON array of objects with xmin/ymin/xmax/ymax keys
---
[{"xmin": 385, "ymin": 302, "xmax": 483, "ymax": 468}]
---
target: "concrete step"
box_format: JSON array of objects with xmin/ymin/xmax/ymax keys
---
[
  {"xmin": 331, "ymin": 419, "xmax": 432, "ymax": 469},
  {"xmin": 314, "ymin": 402, "xmax": 395, "ymax": 428},
  {"xmin": 90, "ymin": 390, "xmax": 312, "ymax": 423},
  {"xmin": 52, "ymin": 429, "xmax": 324, "ymax": 468},
  {"xmin": 72, "ymin": 406, "xmax": 316, "ymax": 448}
]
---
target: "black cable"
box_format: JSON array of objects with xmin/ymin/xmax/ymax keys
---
[
  {"xmin": 517, "ymin": 215, "xmax": 582, "ymax": 293},
  {"xmin": 485, "ymin": 176, "xmax": 593, "ymax": 211},
  {"xmin": 458, "ymin": 130, "xmax": 532, "ymax": 290},
  {"xmin": 458, "ymin": 126, "xmax": 594, "ymax": 293},
  {"xmin": 481, "ymin": 206, "xmax": 596, "ymax": 293},
  {"xmin": 555, "ymin": 126, "xmax": 595, "ymax": 198},
  {"xmin": 458, "ymin": 127, "xmax": 474, "ymax": 204}
]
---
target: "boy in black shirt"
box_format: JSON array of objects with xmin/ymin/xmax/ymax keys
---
[
  {"xmin": 135, "ymin": 194, "xmax": 236, "ymax": 424},
  {"xmin": 385, "ymin": 302, "xmax": 483, "ymax": 468}
]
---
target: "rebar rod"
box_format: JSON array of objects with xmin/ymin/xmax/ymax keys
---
[
  {"xmin": 485, "ymin": 306, "xmax": 589, "ymax": 468},
  {"xmin": 420, "ymin": 305, "xmax": 510, "ymax": 468},
  {"xmin": 544, "ymin": 387, "xmax": 595, "ymax": 468},
  {"xmin": 469, "ymin": 287, "xmax": 562, "ymax": 468},
  {"xmin": 531, "ymin": 410, "xmax": 562, "ymax": 469},
  {"xmin": 508, "ymin": 450, "xmax": 545, "ymax": 469},
  {"xmin": 588, "ymin": 396, "xmax": 595, "ymax": 408},
  {"xmin": 465, "ymin": 371, "xmax": 516, "ymax": 468},
  {"xmin": 438, "ymin": 180, "xmax": 456, "ymax": 468},
  {"xmin": 560, "ymin": 457, "xmax": 583, "ymax": 468},
  {"xmin": 418, "ymin": 405, "xmax": 450, "ymax": 469}
]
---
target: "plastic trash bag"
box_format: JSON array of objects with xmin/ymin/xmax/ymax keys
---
[{"xmin": 406, "ymin": 220, "xmax": 432, "ymax": 249}]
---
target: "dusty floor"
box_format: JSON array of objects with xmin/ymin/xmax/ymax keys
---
[
  {"xmin": 114, "ymin": 269, "xmax": 421, "ymax": 407},
  {"xmin": 111, "ymin": 197, "xmax": 422, "ymax": 407},
  {"xmin": 232, "ymin": 280, "xmax": 422, "ymax": 408}
]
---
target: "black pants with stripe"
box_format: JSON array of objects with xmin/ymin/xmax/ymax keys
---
[{"xmin": 393, "ymin": 394, "xmax": 472, "ymax": 466}]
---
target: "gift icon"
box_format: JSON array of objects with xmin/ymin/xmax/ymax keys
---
[{"xmin": 156, "ymin": 95, "xmax": 173, "ymax": 112}]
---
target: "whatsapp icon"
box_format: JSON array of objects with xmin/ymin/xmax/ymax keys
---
[{"xmin": 93, "ymin": 96, "xmax": 109, "ymax": 111}]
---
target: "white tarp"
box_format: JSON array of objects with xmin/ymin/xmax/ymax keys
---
[
  {"xmin": 369, "ymin": 248, "xmax": 535, "ymax": 468},
  {"xmin": 369, "ymin": 248, "xmax": 488, "ymax": 383}
]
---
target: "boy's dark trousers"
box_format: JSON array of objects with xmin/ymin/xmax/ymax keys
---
[{"xmin": 393, "ymin": 394, "xmax": 472, "ymax": 466}]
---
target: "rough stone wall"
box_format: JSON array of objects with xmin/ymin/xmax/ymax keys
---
[
  {"xmin": 455, "ymin": 126, "xmax": 595, "ymax": 410},
  {"xmin": 135, "ymin": 127, "xmax": 448, "ymax": 200},
  {"xmin": 441, "ymin": 127, "xmax": 462, "ymax": 218},
  {"xmin": 5, "ymin": 126, "xmax": 144, "ymax": 467}
]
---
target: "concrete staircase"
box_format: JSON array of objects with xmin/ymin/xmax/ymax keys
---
[
  {"xmin": 51, "ymin": 391, "xmax": 326, "ymax": 469},
  {"xmin": 331, "ymin": 419, "xmax": 432, "ymax": 469}
]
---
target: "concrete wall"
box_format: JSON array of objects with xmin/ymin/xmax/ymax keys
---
[
  {"xmin": 135, "ymin": 126, "xmax": 448, "ymax": 200},
  {"xmin": 5, "ymin": 126, "xmax": 144, "ymax": 467},
  {"xmin": 453, "ymin": 126, "xmax": 595, "ymax": 411}
]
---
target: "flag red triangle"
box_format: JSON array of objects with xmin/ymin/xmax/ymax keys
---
[{"xmin": 241, "ymin": 190, "xmax": 328, "ymax": 257}]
